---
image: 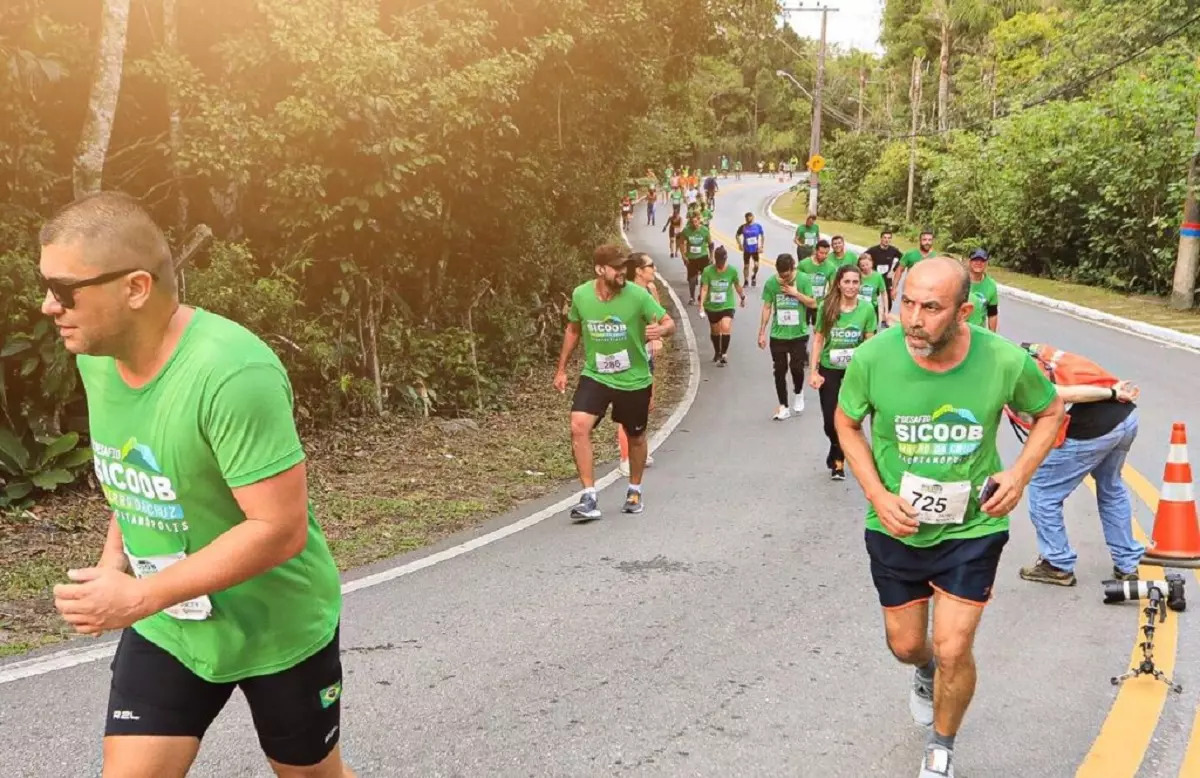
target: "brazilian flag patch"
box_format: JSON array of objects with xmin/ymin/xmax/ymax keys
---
[{"xmin": 319, "ymin": 680, "xmax": 343, "ymax": 709}]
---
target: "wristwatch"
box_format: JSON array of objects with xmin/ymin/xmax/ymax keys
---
[{"xmin": 1110, "ymin": 386, "xmax": 1118, "ymax": 400}]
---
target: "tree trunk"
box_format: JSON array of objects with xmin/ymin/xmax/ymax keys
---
[
  {"xmin": 907, "ymin": 55, "xmax": 923, "ymax": 223},
  {"xmin": 937, "ymin": 19, "xmax": 951, "ymax": 132},
  {"xmin": 885, "ymin": 70, "xmax": 895, "ymax": 136},
  {"xmin": 73, "ymin": 0, "xmax": 132, "ymax": 198},
  {"xmin": 163, "ymin": 0, "xmax": 188, "ymax": 230},
  {"xmin": 163, "ymin": 0, "xmax": 190, "ymax": 297},
  {"xmin": 857, "ymin": 66, "xmax": 866, "ymax": 133}
]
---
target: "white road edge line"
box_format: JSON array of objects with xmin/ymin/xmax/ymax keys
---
[
  {"xmin": 763, "ymin": 188, "xmax": 1200, "ymax": 355},
  {"xmin": 0, "ymin": 219, "xmax": 702, "ymax": 687}
]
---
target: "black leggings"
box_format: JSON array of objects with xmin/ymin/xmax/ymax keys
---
[
  {"xmin": 818, "ymin": 365, "xmax": 845, "ymax": 468},
  {"xmin": 769, "ymin": 337, "xmax": 807, "ymax": 405}
]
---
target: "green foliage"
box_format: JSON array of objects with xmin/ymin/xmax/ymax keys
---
[{"xmin": 0, "ymin": 429, "xmax": 93, "ymax": 508}]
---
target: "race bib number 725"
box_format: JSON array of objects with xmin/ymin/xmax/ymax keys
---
[{"xmin": 899, "ymin": 472, "xmax": 971, "ymax": 525}]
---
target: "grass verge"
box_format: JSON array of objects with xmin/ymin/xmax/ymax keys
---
[
  {"xmin": 770, "ymin": 192, "xmax": 1200, "ymax": 336},
  {"xmin": 0, "ymin": 292, "xmax": 690, "ymax": 658}
]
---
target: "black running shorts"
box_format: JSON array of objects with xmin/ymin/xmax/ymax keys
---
[
  {"xmin": 705, "ymin": 309, "xmax": 734, "ymax": 324},
  {"xmin": 105, "ymin": 626, "xmax": 343, "ymax": 767},
  {"xmin": 686, "ymin": 257, "xmax": 709, "ymax": 278},
  {"xmin": 864, "ymin": 529, "xmax": 1008, "ymax": 609},
  {"xmin": 571, "ymin": 375, "xmax": 652, "ymax": 436}
]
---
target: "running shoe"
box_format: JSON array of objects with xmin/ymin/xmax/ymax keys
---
[
  {"xmin": 831, "ymin": 460, "xmax": 846, "ymax": 481},
  {"xmin": 773, "ymin": 407, "xmax": 792, "ymax": 421},
  {"xmin": 618, "ymin": 460, "xmax": 630, "ymax": 477},
  {"xmin": 918, "ymin": 744, "xmax": 954, "ymax": 778},
  {"xmin": 570, "ymin": 492, "xmax": 601, "ymax": 520},
  {"xmin": 792, "ymin": 393, "xmax": 805, "ymax": 413},
  {"xmin": 621, "ymin": 488, "xmax": 644, "ymax": 514},
  {"xmin": 719, "ymin": 355, "xmax": 728, "ymax": 366},
  {"xmin": 910, "ymin": 668, "xmax": 934, "ymax": 726}
]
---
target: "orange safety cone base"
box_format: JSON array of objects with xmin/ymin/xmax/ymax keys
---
[{"xmin": 1140, "ymin": 552, "xmax": 1200, "ymax": 569}]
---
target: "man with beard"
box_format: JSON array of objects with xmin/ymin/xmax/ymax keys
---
[
  {"xmin": 834, "ymin": 257, "xmax": 1064, "ymax": 778},
  {"xmin": 890, "ymin": 230, "xmax": 936, "ymax": 299},
  {"xmin": 554, "ymin": 244, "xmax": 675, "ymax": 520}
]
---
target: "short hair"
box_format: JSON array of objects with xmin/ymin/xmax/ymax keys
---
[
  {"xmin": 880, "ymin": 230, "xmax": 892, "ymax": 238},
  {"xmin": 830, "ymin": 234, "xmax": 844, "ymax": 243},
  {"xmin": 40, "ymin": 191, "xmax": 176, "ymax": 293},
  {"xmin": 775, "ymin": 254, "xmax": 796, "ymax": 273},
  {"xmin": 744, "ymin": 212, "xmax": 753, "ymax": 219},
  {"xmin": 815, "ymin": 239, "xmax": 830, "ymax": 249},
  {"xmin": 593, "ymin": 243, "xmax": 628, "ymax": 268},
  {"xmin": 920, "ymin": 230, "xmax": 934, "ymax": 239}
]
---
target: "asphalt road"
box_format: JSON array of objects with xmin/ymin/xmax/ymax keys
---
[{"xmin": 1, "ymin": 178, "xmax": 1198, "ymax": 777}]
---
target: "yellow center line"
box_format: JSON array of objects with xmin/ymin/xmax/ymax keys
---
[{"xmin": 1077, "ymin": 464, "xmax": 1183, "ymax": 778}]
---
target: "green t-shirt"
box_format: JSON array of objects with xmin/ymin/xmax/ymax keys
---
[
  {"xmin": 795, "ymin": 223, "xmax": 820, "ymax": 248},
  {"xmin": 627, "ymin": 188, "xmax": 638, "ymax": 202},
  {"xmin": 815, "ymin": 298, "xmax": 877, "ymax": 370},
  {"xmin": 838, "ymin": 326, "xmax": 1057, "ymax": 547},
  {"xmin": 797, "ymin": 256, "xmax": 837, "ymax": 301},
  {"xmin": 78, "ymin": 309, "xmax": 342, "ymax": 683},
  {"xmin": 858, "ymin": 270, "xmax": 886, "ymax": 303},
  {"xmin": 701, "ymin": 208, "xmax": 713, "ymax": 226},
  {"xmin": 701, "ymin": 264, "xmax": 741, "ymax": 312},
  {"xmin": 900, "ymin": 248, "xmax": 932, "ymax": 269},
  {"xmin": 967, "ymin": 275, "xmax": 999, "ymax": 327},
  {"xmin": 569, "ymin": 281, "xmax": 665, "ymax": 391},
  {"xmin": 679, "ymin": 225, "xmax": 711, "ymax": 260},
  {"xmin": 762, "ymin": 274, "xmax": 813, "ymax": 340},
  {"xmin": 670, "ymin": 189, "xmax": 683, "ymax": 204},
  {"xmin": 833, "ymin": 250, "xmax": 859, "ymax": 267}
]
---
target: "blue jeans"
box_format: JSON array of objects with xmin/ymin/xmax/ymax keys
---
[{"xmin": 1026, "ymin": 409, "xmax": 1143, "ymax": 574}]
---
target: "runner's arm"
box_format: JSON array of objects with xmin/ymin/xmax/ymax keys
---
[
  {"xmin": 808, "ymin": 331, "xmax": 825, "ymax": 375},
  {"xmin": 1054, "ymin": 382, "xmax": 1137, "ymax": 404},
  {"xmin": 758, "ymin": 303, "xmax": 772, "ymax": 340},
  {"xmin": 97, "ymin": 514, "xmax": 128, "ymax": 572},
  {"xmin": 835, "ymin": 408, "xmax": 886, "ymax": 495},
  {"xmin": 137, "ymin": 462, "xmax": 313, "ymax": 615},
  {"xmin": 555, "ymin": 321, "xmax": 582, "ymax": 375}
]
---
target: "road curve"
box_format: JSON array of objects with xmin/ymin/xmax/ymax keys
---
[{"xmin": 0, "ymin": 178, "xmax": 1197, "ymax": 777}]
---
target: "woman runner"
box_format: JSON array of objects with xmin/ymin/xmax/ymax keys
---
[
  {"xmin": 699, "ymin": 246, "xmax": 745, "ymax": 366},
  {"xmin": 808, "ymin": 264, "xmax": 877, "ymax": 480},
  {"xmin": 617, "ymin": 253, "xmax": 661, "ymax": 475}
]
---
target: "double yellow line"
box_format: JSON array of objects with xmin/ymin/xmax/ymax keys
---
[{"xmin": 1077, "ymin": 465, "xmax": 1200, "ymax": 778}]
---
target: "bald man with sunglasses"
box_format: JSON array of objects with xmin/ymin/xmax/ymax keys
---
[{"xmin": 39, "ymin": 191, "xmax": 354, "ymax": 778}]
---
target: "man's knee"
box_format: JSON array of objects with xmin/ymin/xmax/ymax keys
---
[
  {"xmin": 885, "ymin": 624, "xmax": 929, "ymax": 664},
  {"xmin": 569, "ymin": 415, "xmax": 595, "ymax": 439},
  {"xmin": 932, "ymin": 630, "xmax": 976, "ymax": 670}
]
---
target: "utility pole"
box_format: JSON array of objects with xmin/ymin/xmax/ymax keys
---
[
  {"xmin": 782, "ymin": 4, "xmax": 839, "ymax": 218},
  {"xmin": 857, "ymin": 65, "xmax": 866, "ymax": 133},
  {"xmin": 1171, "ymin": 96, "xmax": 1200, "ymax": 310},
  {"xmin": 906, "ymin": 54, "xmax": 923, "ymax": 224}
]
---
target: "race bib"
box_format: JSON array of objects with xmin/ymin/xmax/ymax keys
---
[
  {"xmin": 899, "ymin": 472, "xmax": 972, "ymax": 525},
  {"xmin": 829, "ymin": 348, "xmax": 855, "ymax": 367},
  {"xmin": 125, "ymin": 549, "xmax": 213, "ymax": 621},
  {"xmin": 710, "ymin": 291, "xmax": 728, "ymax": 304},
  {"xmin": 813, "ymin": 283, "xmax": 826, "ymax": 299},
  {"xmin": 805, "ymin": 234, "xmax": 818, "ymax": 246},
  {"xmin": 745, "ymin": 236, "xmax": 758, "ymax": 249},
  {"xmin": 596, "ymin": 350, "xmax": 631, "ymax": 374},
  {"xmin": 777, "ymin": 309, "xmax": 800, "ymax": 326}
]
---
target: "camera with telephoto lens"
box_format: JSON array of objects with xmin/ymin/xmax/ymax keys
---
[{"xmin": 1102, "ymin": 573, "xmax": 1186, "ymax": 612}]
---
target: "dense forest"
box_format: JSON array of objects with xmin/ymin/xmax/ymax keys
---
[{"xmin": 1, "ymin": 0, "xmax": 1198, "ymax": 506}]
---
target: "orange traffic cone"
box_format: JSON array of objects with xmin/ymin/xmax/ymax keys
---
[{"xmin": 1142, "ymin": 422, "xmax": 1200, "ymax": 568}]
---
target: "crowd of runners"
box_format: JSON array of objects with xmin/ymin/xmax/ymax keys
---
[
  {"xmin": 26, "ymin": 172, "xmax": 1143, "ymax": 778},
  {"xmin": 563, "ymin": 168, "xmax": 1147, "ymax": 778}
]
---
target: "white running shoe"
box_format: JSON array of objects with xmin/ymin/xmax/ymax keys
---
[
  {"xmin": 910, "ymin": 669, "xmax": 934, "ymax": 727},
  {"xmin": 618, "ymin": 460, "xmax": 630, "ymax": 477},
  {"xmin": 792, "ymin": 392, "xmax": 805, "ymax": 413},
  {"xmin": 918, "ymin": 745, "xmax": 954, "ymax": 778},
  {"xmin": 773, "ymin": 407, "xmax": 791, "ymax": 421},
  {"xmin": 645, "ymin": 454, "xmax": 655, "ymax": 467}
]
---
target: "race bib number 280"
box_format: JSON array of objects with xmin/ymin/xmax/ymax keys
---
[
  {"xmin": 596, "ymin": 350, "xmax": 631, "ymax": 374},
  {"xmin": 899, "ymin": 472, "xmax": 971, "ymax": 525}
]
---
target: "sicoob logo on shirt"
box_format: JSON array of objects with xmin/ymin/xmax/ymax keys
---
[
  {"xmin": 894, "ymin": 404, "xmax": 984, "ymax": 465},
  {"xmin": 587, "ymin": 316, "xmax": 628, "ymax": 342},
  {"xmin": 92, "ymin": 437, "xmax": 189, "ymax": 532}
]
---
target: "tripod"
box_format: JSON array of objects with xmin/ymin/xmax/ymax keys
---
[{"xmin": 1111, "ymin": 583, "xmax": 1183, "ymax": 693}]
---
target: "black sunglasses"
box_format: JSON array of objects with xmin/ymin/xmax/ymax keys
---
[{"xmin": 44, "ymin": 268, "xmax": 158, "ymax": 310}]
